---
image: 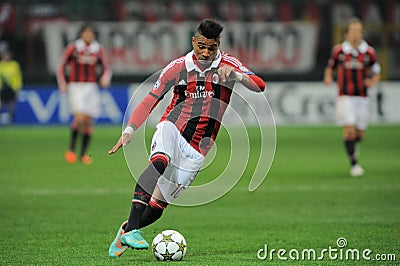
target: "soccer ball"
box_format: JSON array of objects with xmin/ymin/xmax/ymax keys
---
[{"xmin": 152, "ymin": 230, "xmax": 187, "ymax": 261}]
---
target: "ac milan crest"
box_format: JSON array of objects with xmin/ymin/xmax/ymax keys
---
[{"xmin": 212, "ymin": 73, "xmax": 219, "ymax": 84}]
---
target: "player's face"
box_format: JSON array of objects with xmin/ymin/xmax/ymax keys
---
[
  {"xmin": 192, "ymin": 34, "xmax": 220, "ymax": 65},
  {"xmin": 81, "ymin": 28, "xmax": 95, "ymax": 44},
  {"xmin": 346, "ymin": 22, "xmax": 363, "ymax": 47},
  {"xmin": 1, "ymin": 51, "xmax": 10, "ymax": 61}
]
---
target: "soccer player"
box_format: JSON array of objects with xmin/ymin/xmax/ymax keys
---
[
  {"xmin": 323, "ymin": 18, "xmax": 381, "ymax": 177},
  {"xmin": 0, "ymin": 47, "xmax": 22, "ymax": 125},
  {"xmin": 57, "ymin": 23, "xmax": 111, "ymax": 165},
  {"xmin": 108, "ymin": 19, "xmax": 266, "ymax": 257}
]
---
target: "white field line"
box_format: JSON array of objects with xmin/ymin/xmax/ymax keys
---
[
  {"xmin": 260, "ymin": 184, "xmax": 400, "ymax": 192},
  {"xmin": 0, "ymin": 183, "xmax": 399, "ymax": 196},
  {"xmin": 1, "ymin": 188, "xmax": 131, "ymax": 196}
]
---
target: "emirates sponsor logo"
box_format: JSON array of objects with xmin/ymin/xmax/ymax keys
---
[
  {"xmin": 185, "ymin": 85, "xmax": 214, "ymax": 99},
  {"xmin": 344, "ymin": 60, "xmax": 363, "ymax": 69},
  {"xmin": 77, "ymin": 54, "xmax": 97, "ymax": 65}
]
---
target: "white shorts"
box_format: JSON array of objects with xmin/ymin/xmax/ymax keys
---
[
  {"xmin": 336, "ymin": 96, "xmax": 369, "ymax": 130},
  {"xmin": 68, "ymin": 82, "xmax": 101, "ymax": 118},
  {"xmin": 150, "ymin": 121, "xmax": 205, "ymax": 203}
]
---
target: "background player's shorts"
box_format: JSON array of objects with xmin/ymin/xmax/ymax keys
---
[
  {"xmin": 68, "ymin": 82, "xmax": 100, "ymax": 118},
  {"xmin": 336, "ymin": 96, "xmax": 369, "ymax": 130},
  {"xmin": 150, "ymin": 121, "xmax": 205, "ymax": 204},
  {"xmin": 0, "ymin": 86, "xmax": 16, "ymax": 104}
]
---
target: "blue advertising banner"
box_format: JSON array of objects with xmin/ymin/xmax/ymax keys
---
[{"xmin": 13, "ymin": 85, "xmax": 129, "ymax": 125}]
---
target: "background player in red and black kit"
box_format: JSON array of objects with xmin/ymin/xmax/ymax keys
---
[
  {"xmin": 57, "ymin": 23, "xmax": 111, "ymax": 165},
  {"xmin": 107, "ymin": 19, "xmax": 266, "ymax": 258},
  {"xmin": 324, "ymin": 17, "xmax": 381, "ymax": 177}
]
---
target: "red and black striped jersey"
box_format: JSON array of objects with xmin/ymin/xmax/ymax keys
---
[
  {"xmin": 128, "ymin": 50, "xmax": 265, "ymax": 155},
  {"xmin": 327, "ymin": 40, "xmax": 380, "ymax": 97},
  {"xmin": 57, "ymin": 39, "xmax": 111, "ymax": 86}
]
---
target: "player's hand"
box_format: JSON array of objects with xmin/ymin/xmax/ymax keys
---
[
  {"xmin": 217, "ymin": 65, "xmax": 238, "ymax": 83},
  {"xmin": 364, "ymin": 78, "xmax": 375, "ymax": 88},
  {"xmin": 323, "ymin": 75, "xmax": 333, "ymax": 85},
  {"xmin": 100, "ymin": 76, "xmax": 111, "ymax": 88},
  {"xmin": 108, "ymin": 133, "xmax": 132, "ymax": 155},
  {"xmin": 108, "ymin": 136, "xmax": 123, "ymax": 154},
  {"xmin": 59, "ymin": 83, "xmax": 67, "ymax": 93}
]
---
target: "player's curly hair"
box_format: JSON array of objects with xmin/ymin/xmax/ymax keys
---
[{"xmin": 195, "ymin": 19, "xmax": 224, "ymax": 40}]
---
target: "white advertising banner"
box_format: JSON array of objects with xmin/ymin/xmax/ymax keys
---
[
  {"xmin": 220, "ymin": 22, "xmax": 318, "ymax": 73},
  {"xmin": 263, "ymin": 82, "xmax": 398, "ymax": 126},
  {"xmin": 128, "ymin": 81, "xmax": 400, "ymax": 126},
  {"xmin": 43, "ymin": 21, "xmax": 318, "ymax": 75},
  {"xmin": 13, "ymin": 82, "xmax": 399, "ymax": 125}
]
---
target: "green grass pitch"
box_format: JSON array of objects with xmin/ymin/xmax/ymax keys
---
[{"xmin": 0, "ymin": 125, "xmax": 399, "ymax": 265}]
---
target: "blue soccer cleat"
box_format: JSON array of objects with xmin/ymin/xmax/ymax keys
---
[
  {"xmin": 108, "ymin": 221, "xmax": 128, "ymax": 258},
  {"xmin": 120, "ymin": 229, "xmax": 149, "ymax": 250}
]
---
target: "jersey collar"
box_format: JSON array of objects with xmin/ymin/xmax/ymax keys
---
[
  {"xmin": 185, "ymin": 50, "xmax": 222, "ymax": 77},
  {"xmin": 342, "ymin": 40, "xmax": 368, "ymax": 55},
  {"xmin": 75, "ymin": 39, "xmax": 100, "ymax": 52}
]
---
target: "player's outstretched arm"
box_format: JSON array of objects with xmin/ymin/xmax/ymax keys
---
[
  {"xmin": 109, "ymin": 75, "xmax": 166, "ymax": 155},
  {"xmin": 109, "ymin": 84, "xmax": 162, "ymax": 155}
]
